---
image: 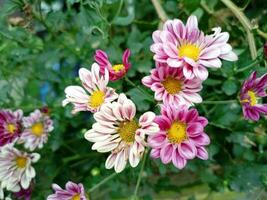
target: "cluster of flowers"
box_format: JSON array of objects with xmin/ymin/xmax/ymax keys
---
[
  {"xmin": 0, "ymin": 108, "xmax": 53, "ymax": 200},
  {"xmin": 62, "ymin": 15, "xmax": 239, "ymax": 175}
]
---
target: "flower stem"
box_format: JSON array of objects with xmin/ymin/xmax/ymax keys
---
[
  {"xmin": 202, "ymin": 100, "xmax": 237, "ymax": 104},
  {"xmin": 220, "ymin": 0, "xmax": 257, "ymax": 59},
  {"xmin": 133, "ymin": 150, "xmax": 148, "ymax": 199},
  {"xmin": 124, "ymin": 77, "xmax": 155, "ymax": 102},
  {"xmin": 88, "ymin": 172, "xmax": 117, "ymax": 194},
  {"xmin": 151, "ymin": 0, "xmax": 168, "ymax": 22},
  {"xmin": 236, "ymin": 59, "xmax": 260, "ymax": 73}
]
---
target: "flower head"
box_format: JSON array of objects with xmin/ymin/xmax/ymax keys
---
[
  {"xmin": 94, "ymin": 49, "xmax": 131, "ymax": 81},
  {"xmin": 150, "ymin": 16, "xmax": 237, "ymax": 80},
  {"xmin": 13, "ymin": 186, "xmax": 32, "ymax": 200},
  {"xmin": 148, "ymin": 104, "xmax": 210, "ymax": 169},
  {"xmin": 0, "ymin": 109, "xmax": 23, "ymax": 147},
  {"xmin": 47, "ymin": 181, "xmax": 87, "ymax": 200},
  {"xmin": 85, "ymin": 94, "xmax": 159, "ymax": 173},
  {"xmin": 0, "ymin": 145, "xmax": 40, "ymax": 192},
  {"xmin": 142, "ymin": 63, "xmax": 202, "ymax": 106},
  {"xmin": 19, "ymin": 109, "xmax": 53, "ymax": 151},
  {"xmin": 240, "ymin": 71, "xmax": 267, "ymax": 121},
  {"xmin": 62, "ymin": 63, "xmax": 118, "ymax": 113}
]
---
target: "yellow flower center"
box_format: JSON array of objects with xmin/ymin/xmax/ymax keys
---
[
  {"xmin": 161, "ymin": 76, "xmax": 182, "ymax": 94},
  {"xmin": 31, "ymin": 122, "xmax": 44, "ymax": 137},
  {"xmin": 112, "ymin": 64, "xmax": 125, "ymax": 73},
  {"xmin": 178, "ymin": 44, "xmax": 201, "ymax": 61},
  {"xmin": 89, "ymin": 90, "xmax": 105, "ymax": 108},
  {"xmin": 16, "ymin": 156, "xmax": 27, "ymax": 168},
  {"xmin": 247, "ymin": 90, "xmax": 257, "ymax": 106},
  {"xmin": 118, "ymin": 120, "xmax": 139, "ymax": 143},
  {"xmin": 7, "ymin": 123, "xmax": 17, "ymax": 135},
  {"xmin": 167, "ymin": 121, "xmax": 187, "ymax": 144},
  {"xmin": 71, "ymin": 194, "xmax": 80, "ymax": 200}
]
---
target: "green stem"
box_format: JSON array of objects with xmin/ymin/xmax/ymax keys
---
[
  {"xmin": 133, "ymin": 150, "xmax": 148, "ymax": 199},
  {"xmin": 124, "ymin": 77, "xmax": 155, "ymax": 102},
  {"xmin": 220, "ymin": 0, "xmax": 257, "ymax": 59},
  {"xmin": 257, "ymin": 29, "xmax": 267, "ymax": 40},
  {"xmin": 88, "ymin": 172, "xmax": 117, "ymax": 193},
  {"xmin": 236, "ymin": 59, "xmax": 259, "ymax": 73},
  {"xmin": 202, "ymin": 100, "xmax": 237, "ymax": 104},
  {"xmin": 151, "ymin": 0, "xmax": 168, "ymax": 22},
  {"xmin": 112, "ymin": 0, "xmax": 124, "ymax": 22}
]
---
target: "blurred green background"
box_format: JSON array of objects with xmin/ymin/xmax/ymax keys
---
[{"xmin": 0, "ymin": 0, "xmax": 267, "ymax": 199}]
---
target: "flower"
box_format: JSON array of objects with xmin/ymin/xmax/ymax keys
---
[
  {"xmin": 148, "ymin": 104, "xmax": 210, "ymax": 169},
  {"xmin": 264, "ymin": 43, "xmax": 267, "ymax": 59},
  {"xmin": 0, "ymin": 109, "xmax": 23, "ymax": 147},
  {"xmin": 142, "ymin": 63, "xmax": 202, "ymax": 106},
  {"xmin": 85, "ymin": 94, "xmax": 159, "ymax": 173},
  {"xmin": 240, "ymin": 71, "xmax": 267, "ymax": 121},
  {"xmin": 94, "ymin": 49, "xmax": 131, "ymax": 81},
  {"xmin": 47, "ymin": 181, "xmax": 87, "ymax": 200},
  {"xmin": 0, "ymin": 145, "xmax": 40, "ymax": 192},
  {"xmin": 19, "ymin": 109, "xmax": 53, "ymax": 151},
  {"xmin": 150, "ymin": 15, "xmax": 237, "ymax": 80},
  {"xmin": 13, "ymin": 187, "xmax": 32, "ymax": 200},
  {"xmin": 62, "ymin": 63, "xmax": 118, "ymax": 113}
]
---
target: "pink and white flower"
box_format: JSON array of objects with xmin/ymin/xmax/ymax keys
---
[
  {"xmin": 142, "ymin": 63, "xmax": 202, "ymax": 106},
  {"xmin": 47, "ymin": 181, "xmax": 87, "ymax": 200},
  {"xmin": 62, "ymin": 63, "xmax": 118, "ymax": 113},
  {"xmin": 240, "ymin": 71, "xmax": 267, "ymax": 121},
  {"xmin": 85, "ymin": 94, "xmax": 159, "ymax": 173},
  {"xmin": 150, "ymin": 15, "xmax": 237, "ymax": 80},
  {"xmin": 19, "ymin": 109, "xmax": 53, "ymax": 151},
  {"xmin": 0, "ymin": 109, "xmax": 23, "ymax": 147},
  {"xmin": 0, "ymin": 145, "xmax": 40, "ymax": 192},
  {"xmin": 148, "ymin": 104, "xmax": 210, "ymax": 169},
  {"xmin": 94, "ymin": 49, "xmax": 131, "ymax": 81}
]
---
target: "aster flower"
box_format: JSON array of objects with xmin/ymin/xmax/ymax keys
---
[
  {"xmin": 0, "ymin": 109, "xmax": 23, "ymax": 147},
  {"xmin": 0, "ymin": 145, "xmax": 40, "ymax": 192},
  {"xmin": 240, "ymin": 71, "xmax": 267, "ymax": 121},
  {"xmin": 19, "ymin": 109, "xmax": 53, "ymax": 151},
  {"xmin": 85, "ymin": 94, "xmax": 159, "ymax": 173},
  {"xmin": 62, "ymin": 63, "xmax": 118, "ymax": 113},
  {"xmin": 148, "ymin": 104, "xmax": 210, "ymax": 169},
  {"xmin": 13, "ymin": 187, "xmax": 32, "ymax": 200},
  {"xmin": 150, "ymin": 15, "xmax": 237, "ymax": 80},
  {"xmin": 47, "ymin": 181, "xmax": 87, "ymax": 200},
  {"xmin": 94, "ymin": 49, "xmax": 131, "ymax": 81},
  {"xmin": 142, "ymin": 63, "xmax": 202, "ymax": 106}
]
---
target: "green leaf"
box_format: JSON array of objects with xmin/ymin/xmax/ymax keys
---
[{"xmin": 222, "ymin": 79, "xmax": 238, "ymax": 96}]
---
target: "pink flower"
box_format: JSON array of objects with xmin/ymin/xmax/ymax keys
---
[
  {"xmin": 47, "ymin": 181, "xmax": 87, "ymax": 200},
  {"xmin": 240, "ymin": 71, "xmax": 267, "ymax": 121},
  {"xmin": 0, "ymin": 109, "xmax": 23, "ymax": 147},
  {"xmin": 85, "ymin": 94, "xmax": 159, "ymax": 173},
  {"xmin": 142, "ymin": 63, "xmax": 202, "ymax": 106},
  {"xmin": 62, "ymin": 63, "xmax": 118, "ymax": 113},
  {"xmin": 94, "ymin": 49, "xmax": 131, "ymax": 81},
  {"xmin": 148, "ymin": 104, "xmax": 210, "ymax": 169},
  {"xmin": 19, "ymin": 109, "xmax": 53, "ymax": 151},
  {"xmin": 150, "ymin": 16, "xmax": 237, "ymax": 80}
]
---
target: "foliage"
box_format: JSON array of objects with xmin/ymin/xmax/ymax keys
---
[{"xmin": 0, "ymin": 0, "xmax": 267, "ymax": 199}]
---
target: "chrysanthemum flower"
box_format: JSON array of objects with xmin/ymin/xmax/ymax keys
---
[
  {"xmin": 0, "ymin": 109, "xmax": 23, "ymax": 147},
  {"xmin": 19, "ymin": 109, "xmax": 53, "ymax": 151},
  {"xmin": 148, "ymin": 104, "xmax": 210, "ymax": 169},
  {"xmin": 62, "ymin": 63, "xmax": 118, "ymax": 113},
  {"xmin": 150, "ymin": 15, "xmax": 237, "ymax": 80},
  {"xmin": 94, "ymin": 49, "xmax": 131, "ymax": 81},
  {"xmin": 14, "ymin": 186, "xmax": 32, "ymax": 200},
  {"xmin": 47, "ymin": 181, "xmax": 87, "ymax": 200},
  {"xmin": 85, "ymin": 94, "xmax": 159, "ymax": 173},
  {"xmin": 0, "ymin": 145, "xmax": 40, "ymax": 192},
  {"xmin": 142, "ymin": 63, "xmax": 202, "ymax": 106},
  {"xmin": 240, "ymin": 71, "xmax": 267, "ymax": 121}
]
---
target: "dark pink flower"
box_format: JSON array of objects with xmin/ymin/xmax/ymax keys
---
[
  {"xmin": 264, "ymin": 43, "xmax": 267, "ymax": 58},
  {"xmin": 148, "ymin": 104, "xmax": 210, "ymax": 169},
  {"xmin": 0, "ymin": 109, "xmax": 23, "ymax": 146},
  {"xmin": 240, "ymin": 71, "xmax": 267, "ymax": 121},
  {"xmin": 14, "ymin": 186, "xmax": 32, "ymax": 200},
  {"xmin": 47, "ymin": 181, "xmax": 87, "ymax": 200},
  {"xmin": 94, "ymin": 49, "xmax": 131, "ymax": 81}
]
